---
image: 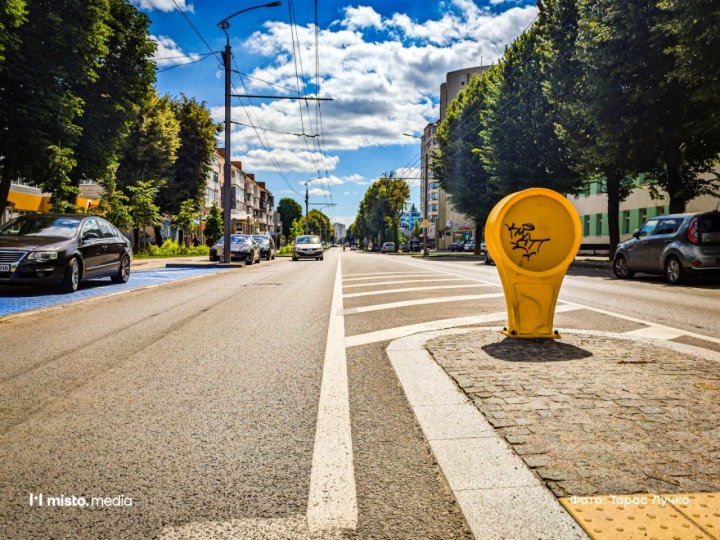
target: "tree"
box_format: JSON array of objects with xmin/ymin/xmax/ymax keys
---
[
  {"xmin": 432, "ymin": 67, "xmax": 501, "ymax": 251},
  {"xmin": 289, "ymin": 218, "xmax": 304, "ymax": 242},
  {"xmin": 70, "ymin": 0, "xmax": 156, "ymax": 199},
  {"xmin": 94, "ymin": 175, "xmax": 132, "ymax": 230},
  {"xmin": 155, "ymin": 96, "xmax": 220, "ymax": 241},
  {"xmin": 577, "ymin": 0, "xmax": 720, "ymax": 216},
  {"xmin": 302, "ymin": 209, "xmax": 332, "ymax": 240},
  {"xmin": 45, "ymin": 146, "xmax": 80, "ymax": 213},
  {"xmin": 204, "ymin": 203, "xmax": 223, "ymax": 245},
  {"xmin": 173, "ymin": 199, "xmax": 198, "ymax": 242},
  {"xmin": 116, "ymin": 91, "xmax": 181, "ymax": 192},
  {"xmin": 0, "ymin": 0, "xmax": 112, "ymax": 215},
  {"xmin": 0, "ymin": 0, "xmax": 26, "ymax": 64},
  {"xmin": 277, "ymin": 197, "xmax": 303, "ymax": 239},
  {"xmin": 127, "ymin": 180, "xmax": 162, "ymax": 250},
  {"xmin": 539, "ymin": 0, "xmax": 637, "ymax": 257},
  {"xmin": 352, "ymin": 175, "xmax": 409, "ymax": 250}
]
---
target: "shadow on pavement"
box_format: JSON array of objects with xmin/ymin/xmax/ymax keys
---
[{"xmin": 482, "ymin": 338, "xmax": 593, "ymax": 362}]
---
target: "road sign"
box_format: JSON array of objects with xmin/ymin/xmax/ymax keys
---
[
  {"xmin": 485, "ymin": 187, "xmax": 581, "ymax": 339},
  {"xmin": 422, "ymin": 219, "xmax": 429, "ymax": 228}
]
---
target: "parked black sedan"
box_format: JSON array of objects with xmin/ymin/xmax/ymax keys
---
[
  {"xmin": 0, "ymin": 214, "xmax": 132, "ymax": 293},
  {"xmin": 210, "ymin": 235, "xmax": 261, "ymax": 264},
  {"xmin": 252, "ymin": 235, "xmax": 276, "ymax": 260}
]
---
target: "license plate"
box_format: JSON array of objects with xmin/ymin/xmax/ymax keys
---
[{"xmin": 0, "ymin": 264, "xmax": 10, "ymax": 272}]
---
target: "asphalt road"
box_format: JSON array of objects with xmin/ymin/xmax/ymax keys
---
[{"xmin": 1, "ymin": 249, "xmax": 717, "ymax": 539}]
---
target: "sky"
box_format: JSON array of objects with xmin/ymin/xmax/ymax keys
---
[{"xmin": 141, "ymin": 0, "xmax": 537, "ymax": 225}]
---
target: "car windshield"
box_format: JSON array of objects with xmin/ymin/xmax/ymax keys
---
[
  {"xmin": 216, "ymin": 235, "xmax": 250, "ymax": 245},
  {"xmin": 252, "ymin": 236, "xmax": 270, "ymax": 245},
  {"xmin": 296, "ymin": 235, "xmax": 320, "ymax": 244},
  {"xmin": 0, "ymin": 215, "xmax": 81, "ymax": 238}
]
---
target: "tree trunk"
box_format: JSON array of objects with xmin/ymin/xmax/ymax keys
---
[
  {"xmin": 0, "ymin": 154, "xmax": 18, "ymax": 218},
  {"xmin": 605, "ymin": 169, "xmax": 620, "ymax": 261},
  {"xmin": 664, "ymin": 143, "xmax": 686, "ymax": 214},
  {"xmin": 474, "ymin": 222, "xmax": 482, "ymax": 254},
  {"xmin": 153, "ymin": 225, "xmax": 163, "ymax": 247},
  {"xmin": 133, "ymin": 228, "xmax": 140, "ymax": 252}
]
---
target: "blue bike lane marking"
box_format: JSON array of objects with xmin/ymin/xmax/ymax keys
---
[{"xmin": 0, "ymin": 267, "xmax": 231, "ymax": 318}]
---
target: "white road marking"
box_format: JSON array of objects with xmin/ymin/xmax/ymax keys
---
[
  {"xmin": 343, "ymin": 293, "xmax": 506, "ymax": 315},
  {"xmin": 386, "ymin": 329, "xmax": 588, "ymax": 540},
  {"xmin": 344, "ymin": 305, "xmax": 583, "ymax": 347},
  {"xmin": 342, "ymin": 277, "xmax": 467, "ymax": 289},
  {"xmin": 625, "ymin": 326, "xmax": 686, "ymax": 340},
  {"xmin": 343, "ymin": 271, "xmax": 432, "ymax": 277},
  {"xmin": 342, "ymin": 273, "xmax": 439, "ymax": 282},
  {"xmin": 307, "ymin": 253, "xmax": 358, "ymax": 531},
  {"xmin": 395, "ymin": 258, "xmax": 720, "ymax": 347},
  {"xmin": 344, "ymin": 283, "xmax": 494, "ymax": 299}
]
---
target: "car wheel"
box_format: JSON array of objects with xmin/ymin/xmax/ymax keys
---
[
  {"xmin": 665, "ymin": 256, "xmax": 684, "ymax": 284},
  {"xmin": 246, "ymin": 254, "xmax": 254, "ymax": 265},
  {"xmin": 613, "ymin": 255, "xmax": 634, "ymax": 279},
  {"xmin": 60, "ymin": 257, "xmax": 80, "ymax": 293},
  {"xmin": 111, "ymin": 255, "xmax": 131, "ymax": 284},
  {"xmin": 320, "ymin": 255, "xmax": 324, "ymax": 261}
]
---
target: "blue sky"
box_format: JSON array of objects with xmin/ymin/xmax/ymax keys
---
[{"xmin": 139, "ymin": 0, "xmax": 536, "ymax": 225}]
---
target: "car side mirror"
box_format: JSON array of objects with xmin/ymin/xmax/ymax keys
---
[{"xmin": 632, "ymin": 229, "xmax": 640, "ymax": 238}]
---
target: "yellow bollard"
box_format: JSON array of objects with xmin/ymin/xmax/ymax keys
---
[{"xmin": 485, "ymin": 188, "xmax": 581, "ymax": 338}]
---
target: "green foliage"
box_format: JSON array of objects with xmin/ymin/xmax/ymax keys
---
[
  {"xmin": 128, "ymin": 180, "xmax": 162, "ymax": 232},
  {"xmin": 277, "ymin": 197, "xmax": 303, "ymax": 238},
  {"xmin": 303, "ymin": 209, "xmax": 332, "ymax": 240},
  {"xmin": 95, "ymin": 174, "xmax": 132, "ymax": 230},
  {"xmin": 145, "ymin": 240, "xmax": 209, "ymax": 258},
  {"xmin": 289, "ymin": 218, "xmax": 304, "ymax": 242},
  {"xmin": 156, "ymin": 95, "xmax": 220, "ymax": 215},
  {"xmin": 173, "ymin": 199, "xmax": 198, "ymax": 235},
  {"xmin": 45, "ymin": 146, "xmax": 80, "ymax": 214},
  {"xmin": 352, "ymin": 174, "xmax": 409, "ymax": 249},
  {"xmin": 204, "ymin": 202, "xmax": 223, "ymax": 245},
  {"xmin": 0, "ymin": 0, "xmax": 112, "ymax": 214},
  {"xmin": 71, "ymin": 0, "xmax": 156, "ymax": 194},
  {"xmin": 116, "ymin": 91, "xmax": 181, "ymax": 191}
]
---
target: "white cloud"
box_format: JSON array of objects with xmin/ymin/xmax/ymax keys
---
[
  {"xmin": 304, "ymin": 176, "xmax": 345, "ymax": 186},
  {"xmin": 342, "ymin": 6, "xmax": 383, "ymax": 30},
  {"xmin": 308, "ymin": 187, "xmax": 331, "ymax": 196},
  {"xmin": 240, "ymin": 149, "xmax": 340, "ymax": 172},
  {"xmin": 239, "ymin": 2, "xmax": 536, "ymax": 153},
  {"xmin": 132, "ymin": 0, "xmax": 192, "ymax": 13},
  {"xmin": 151, "ymin": 35, "xmax": 199, "ymax": 67}
]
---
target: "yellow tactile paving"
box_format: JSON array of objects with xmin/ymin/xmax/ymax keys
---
[
  {"xmin": 669, "ymin": 493, "xmax": 720, "ymax": 538},
  {"xmin": 560, "ymin": 493, "xmax": 720, "ymax": 540}
]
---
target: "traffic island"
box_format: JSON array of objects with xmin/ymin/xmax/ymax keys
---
[{"xmin": 425, "ymin": 328, "xmax": 720, "ymax": 539}]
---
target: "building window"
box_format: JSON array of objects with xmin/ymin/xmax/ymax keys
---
[
  {"xmin": 622, "ymin": 211, "xmax": 630, "ymax": 234},
  {"xmin": 640, "ymin": 208, "xmax": 648, "ymax": 226},
  {"xmin": 583, "ymin": 215, "xmax": 590, "ymax": 237},
  {"xmin": 430, "ymin": 192, "xmax": 439, "ymax": 201},
  {"xmin": 595, "ymin": 213, "xmax": 603, "ymax": 236}
]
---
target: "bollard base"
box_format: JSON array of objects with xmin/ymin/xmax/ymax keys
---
[{"xmin": 501, "ymin": 328, "xmax": 561, "ymax": 339}]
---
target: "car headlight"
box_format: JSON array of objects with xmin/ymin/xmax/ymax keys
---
[{"xmin": 28, "ymin": 251, "xmax": 59, "ymax": 261}]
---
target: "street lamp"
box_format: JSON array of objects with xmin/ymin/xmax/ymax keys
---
[
  {"xmin": 403, "ymin": 132, "xmax": 429, "ymax": 257},
  {"xmin": 303, "ymin": 177, "xmax": 322, "ymax": 235},
  {"xmin": 218, "ymin": 1, "xmax": 281, "ymax": 264}
]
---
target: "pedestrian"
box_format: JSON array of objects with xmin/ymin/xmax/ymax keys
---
[{"xmin": 192, "ymin": 234, "xmax": 199, "ymax": 247}]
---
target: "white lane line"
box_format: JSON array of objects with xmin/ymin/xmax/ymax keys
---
[
  {"xmin": 343, "ymin": 271, "xmax": 430, "ymax": 277},
  {"xmin": 344, "ymin": 284, "xmax": 494, "ymax": 299},
  {"xmin": 307, "ymin": 253, "xmax": 358, "ymax": 531},
  {"xmin": 625, "ymin": 326, "xmax": 686, "ymax": 340},
  {"xmin": 393, "ymin": 259, "xmax": 500, "ymax": 287},
  {"xmin": 559, "ymin": 299, "xmax": 720, "ymax": 346},
  {"xmin": 386, "ymin": 330, "xmax": 588, "ymax": 540},
  {"xmin": 344, "ymin": 293, "xmax": 506, "ymax": 315},
  {"xmin": 342, "ymin": 273, "xmax": 439, "ymax": 282},
  {"xmin": 343, "ymin": 278, "xmax": 467, "ymax": 289},
  {"xmin": 345, "ymin": 305, "xmax": 583, "ymax": 347}
]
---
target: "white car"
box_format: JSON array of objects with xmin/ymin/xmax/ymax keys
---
[
  {"xmin": 292, "ymin": 235, "xmax": 324, "ymax": 261},
  {"xmin": 381, "ymin": 242, "xmax": 396, "ymax": 253}
]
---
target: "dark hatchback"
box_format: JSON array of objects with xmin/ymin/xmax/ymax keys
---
[
  {"xmin": 252, "ymin": 235, "xmax": 276, "ymax": 260},
  {"xmin": 0, "ymin": 214, "xmax": 132, "ymax": 293},
  {"xmin": 210, "ymin": 234, "xmax": 261, "ymax": 264}
]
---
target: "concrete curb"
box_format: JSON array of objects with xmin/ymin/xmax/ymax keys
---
[{"xmin": 165, "ymin": 262, "xmax": 245, "ymax": 269}]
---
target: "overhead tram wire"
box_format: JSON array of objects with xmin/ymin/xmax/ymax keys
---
[
  {"xmin": 157, "ymin": 54, "xmax": 215, "ymax": 72},
  {"xmin": 169, "ymin": 0, "xmax": 302, "ymax": 196}
]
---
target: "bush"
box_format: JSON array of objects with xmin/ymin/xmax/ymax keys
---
[
  {"xmin": 278, "ymin": 245, "xmax": 293, "ymax": 255},
  {"xmin": 145, "ymin": 240, "xmax": 209, "ymax": 257}
]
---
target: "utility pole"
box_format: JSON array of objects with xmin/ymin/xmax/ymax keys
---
[
  {"xmin": 222, "ymin": 43, "xmax": 232, "ymax": 264},
  {"xmin": 304, "ymin": 181, "xmax": 309, "ymax": 235},
  {"xmin": 422, "ymin": 134, "xmax": 429, "ymax": 257},
  {"xmin": 218, "ymin": 1, "xmax": 282, "ymax": 263}
]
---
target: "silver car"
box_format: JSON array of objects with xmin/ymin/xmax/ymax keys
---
[{"xmin": 613, "ymin": 212, "xmax": 720, "ymax": 284}]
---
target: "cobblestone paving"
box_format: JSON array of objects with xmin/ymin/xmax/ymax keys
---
[{"xmin": 426, "ymin": 331, "xmax": 720, "ymax": 498}]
